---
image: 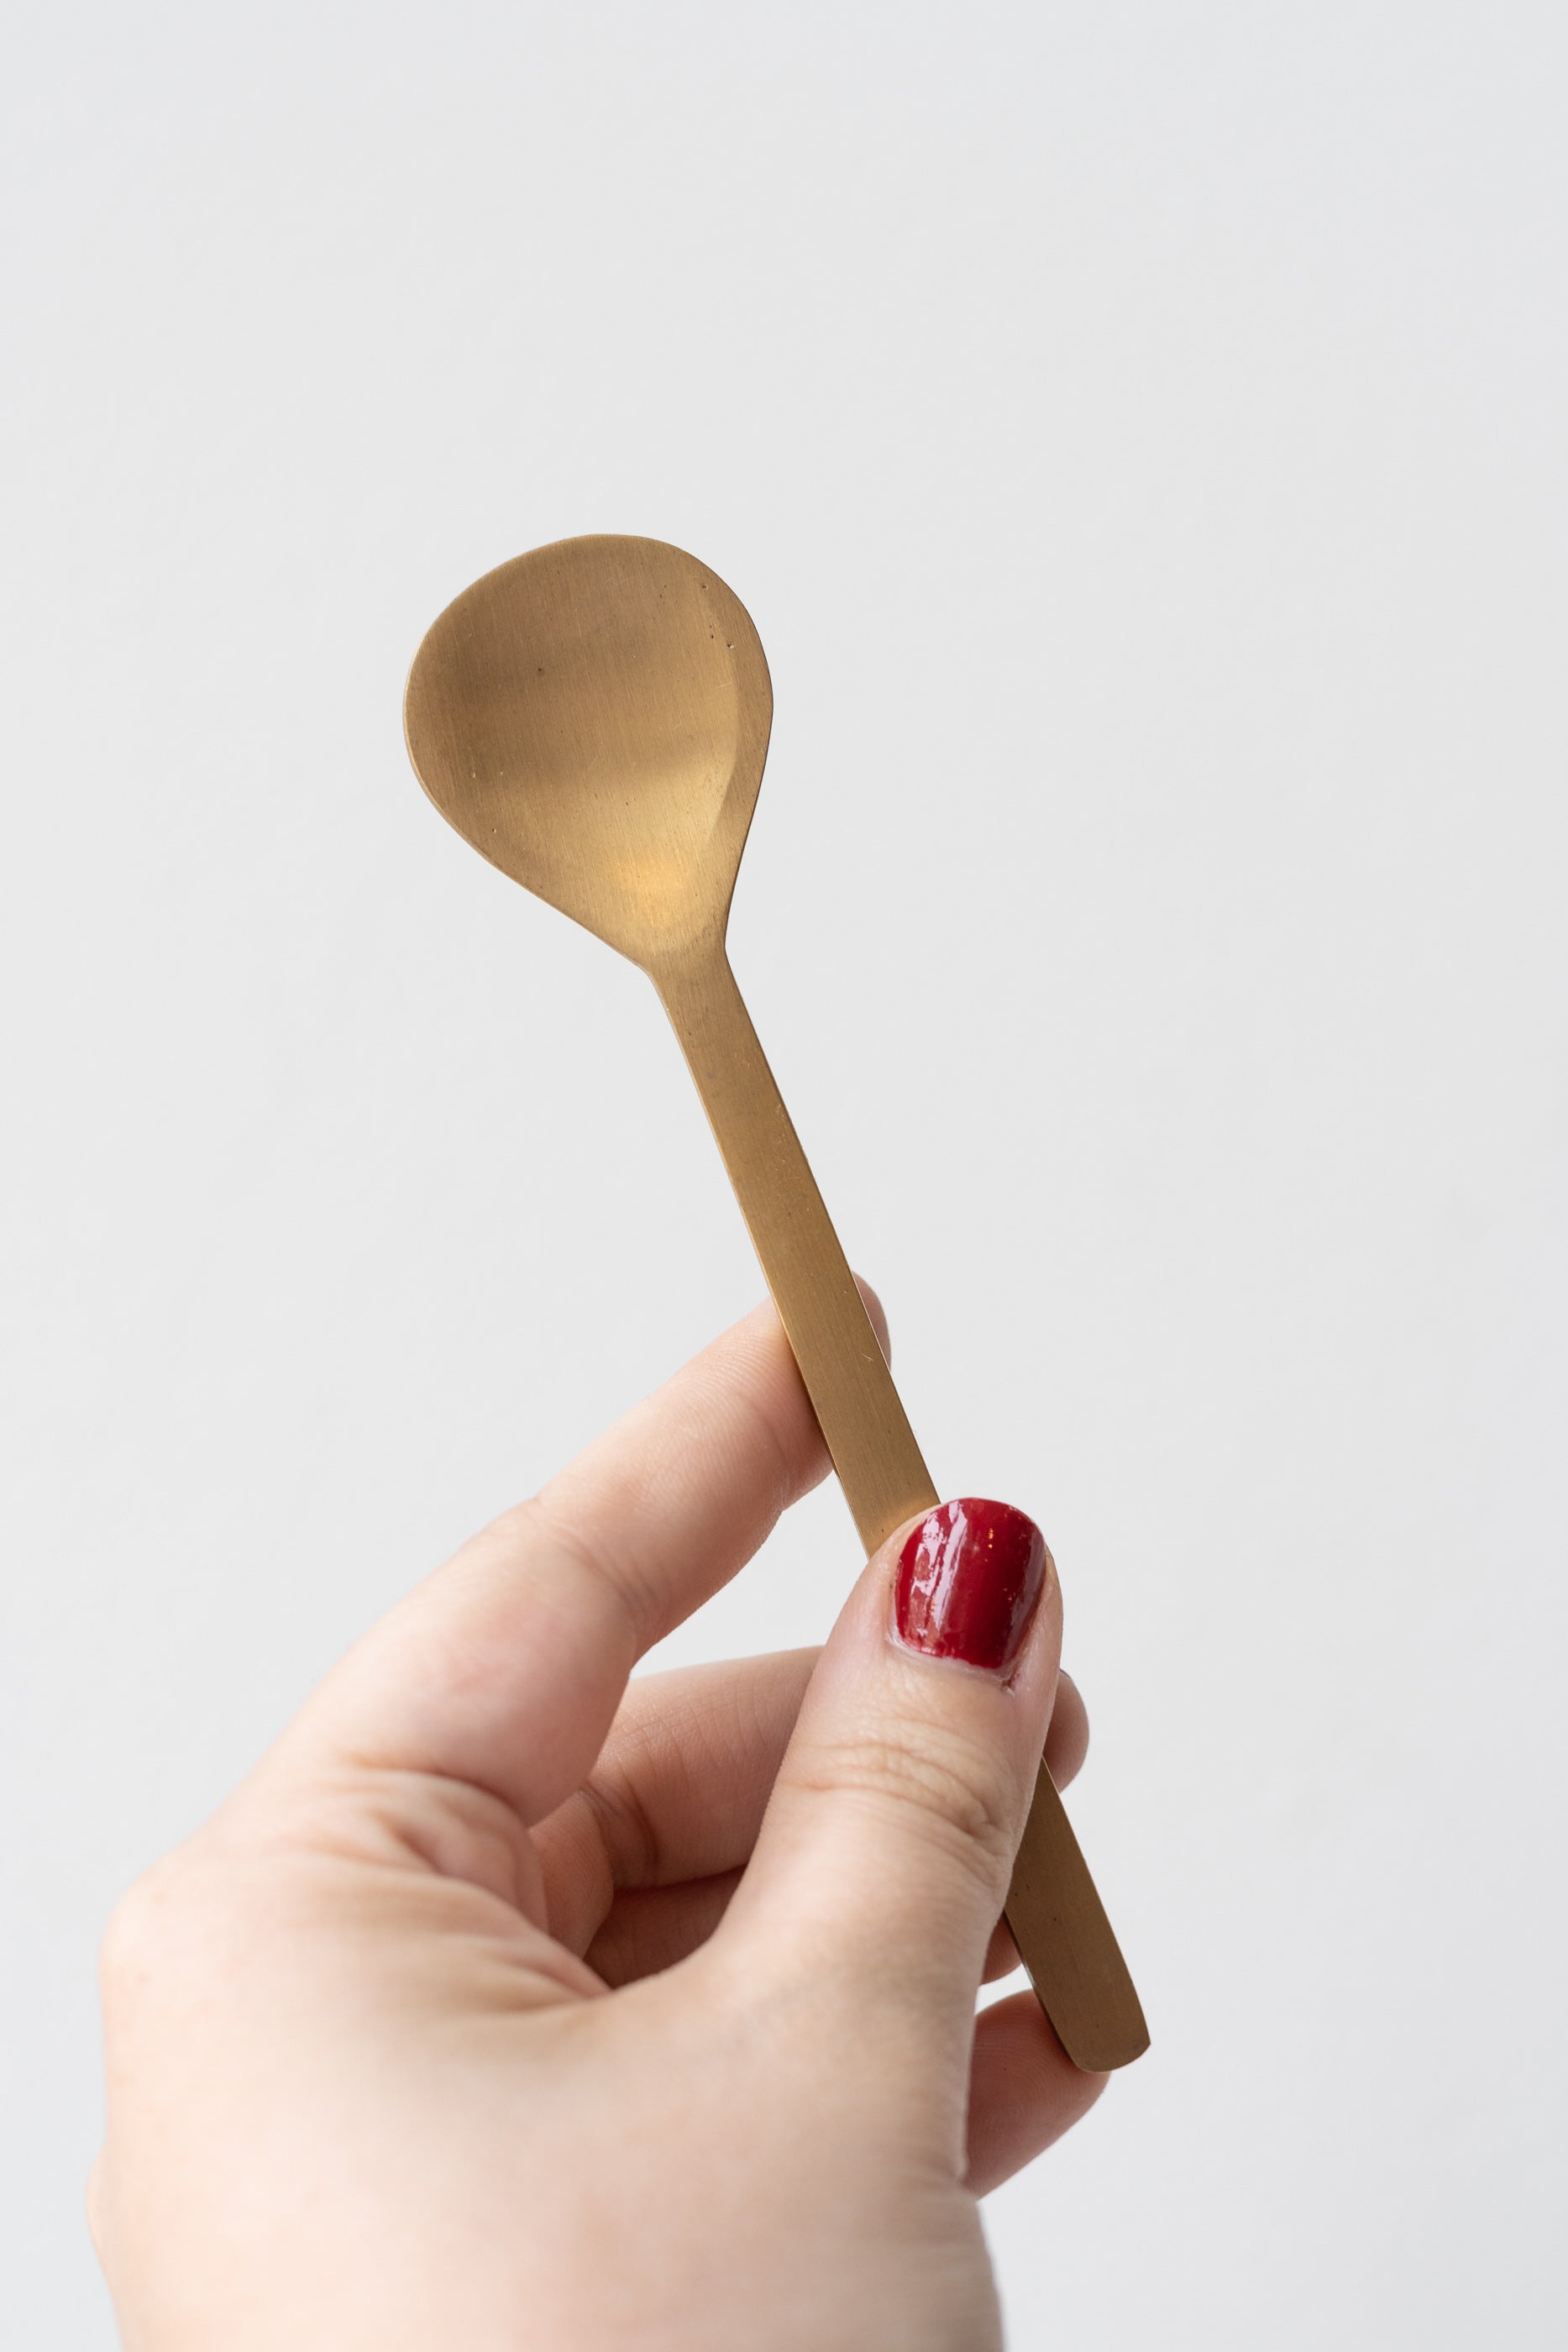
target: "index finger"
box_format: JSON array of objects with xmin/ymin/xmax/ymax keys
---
[{"xmin": 278, "ymin": 1290, "xmax": 885, "ymax": 1827}]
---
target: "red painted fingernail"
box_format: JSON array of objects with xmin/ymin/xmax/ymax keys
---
[{"xmin": 894, "ymin": 1499, "xmax": 1049, "ymax": 1674}]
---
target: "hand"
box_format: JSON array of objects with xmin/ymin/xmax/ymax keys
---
[{"xmin": 92, "ymin": 1298, "xmax": 1107, "ymax": 2350}]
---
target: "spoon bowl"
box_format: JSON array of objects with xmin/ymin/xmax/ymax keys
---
[{"xmin": 404, "ymin": 535, "xmax": 773, "ymax": 970}]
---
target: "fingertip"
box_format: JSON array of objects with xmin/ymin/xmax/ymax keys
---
[
  {"xmin": 966, "ymin": 1989, "xmax": 1110, "ymax": 2194},
  {"xmin": 851, "ymin": 1273, "xmax": 891, "ymax": 1363},
  {"xmin": 981, "ymin": 1916, "xmax": 1021, "ymax": 1982},
  {"xmin": 1042, "ymin": 1670, "xmax": 1089, "ymax": 1790}
]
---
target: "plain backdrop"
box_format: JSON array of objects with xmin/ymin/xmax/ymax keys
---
[{"xmin": 3, "ymin": 3, "xmax": 1565, "ymax": 2343}]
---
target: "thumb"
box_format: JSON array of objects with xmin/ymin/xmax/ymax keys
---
[{"xmin": 721, "ymin": 1499, "xmax": 1060, "ymax": 2048}]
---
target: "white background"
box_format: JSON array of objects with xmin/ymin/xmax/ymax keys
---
[{"xmin": 3, "ymin": 3, "xmax": 1565, "ymax": 2343}]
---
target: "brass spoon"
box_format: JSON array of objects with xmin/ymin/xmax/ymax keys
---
[{"xmin": 404, "ymin": 533, "xmax": 1148, "ymax": 2071}]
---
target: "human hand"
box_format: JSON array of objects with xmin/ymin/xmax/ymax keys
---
[{"xmin": 93, "ymin": 1297, "xmax": 1107, "ymax": 2350}]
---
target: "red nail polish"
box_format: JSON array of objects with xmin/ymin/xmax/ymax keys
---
[{"xmin": 894, "ymin": 1499, "xmax": 1048, "ymax": 1674}]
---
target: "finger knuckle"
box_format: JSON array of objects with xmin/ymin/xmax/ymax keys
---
[
  {"xmin": 800, "ymin": 1724, "xmax": 1017, "ymax": 1888},
  {"xmin": 98, "ymin": 1861, "xmax": 177, "ymax": 2008},
  {"xmin": 84, "ymin": 2152, "xmax": 104, "ymax": 2248},
  {"xmin": 506, "ymin": 1495, "xmax": 653, "ymax": 1656},
  {"xmin": 579, "ymin": 1753, "xmax": 663, "ymax": 1887}
]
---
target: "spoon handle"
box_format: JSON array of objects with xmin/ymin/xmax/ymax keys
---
[{"xmin": 653, "ymin": 948, "xmax": 1148, "ymax": 2073}]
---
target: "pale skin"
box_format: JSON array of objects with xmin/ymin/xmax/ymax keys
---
[{"xmin": 92, "ymin": 1295, "xmax": 1108, "ymax": 2349}]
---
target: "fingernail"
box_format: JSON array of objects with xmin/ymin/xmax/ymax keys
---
[{"xmin": 894, "ymin": 1499, "xmax": 1049, "ymax": 1674}]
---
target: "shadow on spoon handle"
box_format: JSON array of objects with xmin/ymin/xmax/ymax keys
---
[{"xmin": 653, "ymin": 948, "xmax": 1149, "ymax": 2072}]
